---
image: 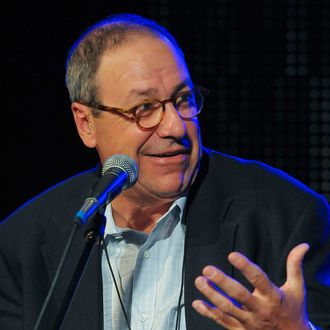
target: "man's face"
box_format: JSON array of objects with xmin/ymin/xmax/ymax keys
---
[{"xmin": 76, "ymin": 35, "xmax": 202, "ymax": 204}]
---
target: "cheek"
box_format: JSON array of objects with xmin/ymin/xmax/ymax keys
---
[
  {"xmin": 188, "ymin": 120, "xmax": 202, "ymax": 155},
  {"xmin": 185, "ymin": 121, "xmax": 202, "ymax": 181},
  {"xmin": 94, "ymin": 118, "xmax": 152, "ymax": 163}
]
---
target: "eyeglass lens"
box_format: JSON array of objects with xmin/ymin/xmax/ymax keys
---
[{"xmin": 136, "ymin": 90, "xmax": 203, "ymax": 129}]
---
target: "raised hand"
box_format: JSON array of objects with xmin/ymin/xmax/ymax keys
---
[{"xmin": 192, "ymin": 243, "xmax": 312, "ymax": 330}]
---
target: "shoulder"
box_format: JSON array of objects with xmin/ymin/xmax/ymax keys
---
[
  {"xmin": 195, "ymin": 148, "xmax": 330, "ymax": 245},
  {"xmin": 200, "ymin": 147, "xmax": 328, "ymax": 212},
  {"xmin": 0, "ymin": 165, "xmax": 101, "ymax": 235}
]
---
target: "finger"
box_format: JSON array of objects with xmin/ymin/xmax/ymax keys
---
[
  {"xmin": 192, "ymin": 299, "xmax": 242, "ymax": 329},
  {"xmin": 194, "ymin": 274, "xmax": 249, "ymax": 321},
  {"xmin": 202, "ymin": 266, "xmax": 254, "ymax": 308},
  {"xmin": 228, "ymin": 252, "xmax": 276, "ymax": 297},
  {"xmin": 286, "ymin": 243, "xmax": 309, "ymax": 291}
]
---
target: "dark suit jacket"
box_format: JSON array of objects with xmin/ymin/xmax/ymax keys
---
[{"xmin": 1, "ymin": 148, "xmax": 329, "ymax": 329}]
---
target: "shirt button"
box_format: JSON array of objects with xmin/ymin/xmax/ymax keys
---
[
  {"xmin": 139, "ymin": 313, "xmax": 147, "ymax": 322},
  {"xmin": 143, "ymin": 250, "xmax": 151, "ymax": 259}
]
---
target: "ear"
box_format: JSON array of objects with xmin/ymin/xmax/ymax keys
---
[{"xmin": 71, "ymin": 102, "xmax": 97, "ymax": 148}]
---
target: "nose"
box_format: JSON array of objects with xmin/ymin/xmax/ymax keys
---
[{"xmin": 156, "ymin": 102, "xmax": 186, "ymax": 138}]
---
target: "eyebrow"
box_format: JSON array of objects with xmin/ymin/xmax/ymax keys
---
[{"xmin": 128, "ymin": 78, "xmax": 192, "ymax": 100}]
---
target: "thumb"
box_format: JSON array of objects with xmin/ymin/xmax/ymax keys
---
[{"xmin": 286, "ymin": 243, "xmax": 310, "ymax": 291}]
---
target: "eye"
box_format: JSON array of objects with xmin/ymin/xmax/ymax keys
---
[
  {"xmin": 176, "ymin": 91, "xmax": 196, "ymax": 108},
  {"xmin": 135, "ymin": 101, "xmax": 161, "ymax": 118}
]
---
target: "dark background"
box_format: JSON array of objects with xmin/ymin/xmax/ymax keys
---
[{"xmin": 2, "ymin": 0, "xmax": 330, "ymax": 220}]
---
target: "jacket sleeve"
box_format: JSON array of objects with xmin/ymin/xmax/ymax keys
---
[{"xmin": 282, "ymin": 194, "xmax": 330, "ymax": 329}]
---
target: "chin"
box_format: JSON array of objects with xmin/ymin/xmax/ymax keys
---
[
  {"xmin": 148, "ymin": 180, "xmax": 190, "ymax": 199},
  {"xmin": 136, "ymin": 169, "xmax": 198, "ymax": 201}
]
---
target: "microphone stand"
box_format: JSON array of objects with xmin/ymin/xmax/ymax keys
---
[
  {"xmin": 33, "ymin": 210, "xmax": 106, "ymax": 330},
  {"xmin": 34, "ymin": 155, "xmax": 138, "ymax": 329}
]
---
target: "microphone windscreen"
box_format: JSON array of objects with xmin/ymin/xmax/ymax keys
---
[{"xmin": 102, "ymin": 154, "xmax": 139, "ymax": 189}]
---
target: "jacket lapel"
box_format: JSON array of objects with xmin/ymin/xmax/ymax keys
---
[
  {"xmin": 184, "ymin": 150, "xmax": 240, "ymax": 329},
  {"xmin": 41, "ymin": 218, "xmax": 103, "ymax": 329}
]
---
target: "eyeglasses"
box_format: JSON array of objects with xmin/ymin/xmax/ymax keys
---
[{"xmin": 79, "ymin": 86, "xmax": 209, "ymax": 130}]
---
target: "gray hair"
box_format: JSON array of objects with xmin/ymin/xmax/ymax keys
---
[{"xmin": 65, "ymin": 13, "xmax": 185, "ymax": 115}]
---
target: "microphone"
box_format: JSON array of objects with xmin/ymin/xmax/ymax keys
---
[{"xmin": 75, "ymin": 154, "xmax": 139, "ymax": 226}]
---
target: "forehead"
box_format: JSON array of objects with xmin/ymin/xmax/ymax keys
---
[{"xmin": 95, "ymin": 35, "xmax": 191, "ymax": 99}]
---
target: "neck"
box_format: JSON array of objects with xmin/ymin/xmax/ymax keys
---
[{"xmin": 111, "ymin": 195, "xmax": 175, "ymax": 234}]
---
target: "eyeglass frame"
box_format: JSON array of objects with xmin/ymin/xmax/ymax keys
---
[{"xmin": 77, "ymin": 86, "xmax": 209, "ymax": 130}]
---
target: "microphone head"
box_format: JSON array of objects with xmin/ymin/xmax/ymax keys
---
[{"xmin": 102, "ymin": 154, "xmax": 139, "ymax": 189}]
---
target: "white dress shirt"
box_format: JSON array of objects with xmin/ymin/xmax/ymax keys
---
[{"xmin": 102, "ymin": 197, "xmax": 187, "ymax": 330}]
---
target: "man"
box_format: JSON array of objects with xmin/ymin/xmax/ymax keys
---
[{"xmin": 0, "ymin": 13, "xmax": 329, "ymax": 330}]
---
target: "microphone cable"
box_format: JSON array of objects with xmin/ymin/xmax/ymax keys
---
[
  {"xmin": 175, "ymin": 236, "xmax": 186, "ymax": 330},
  {"xmin": 101, "ymin": 237, "xmax": 132, "ymax": 330}
]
